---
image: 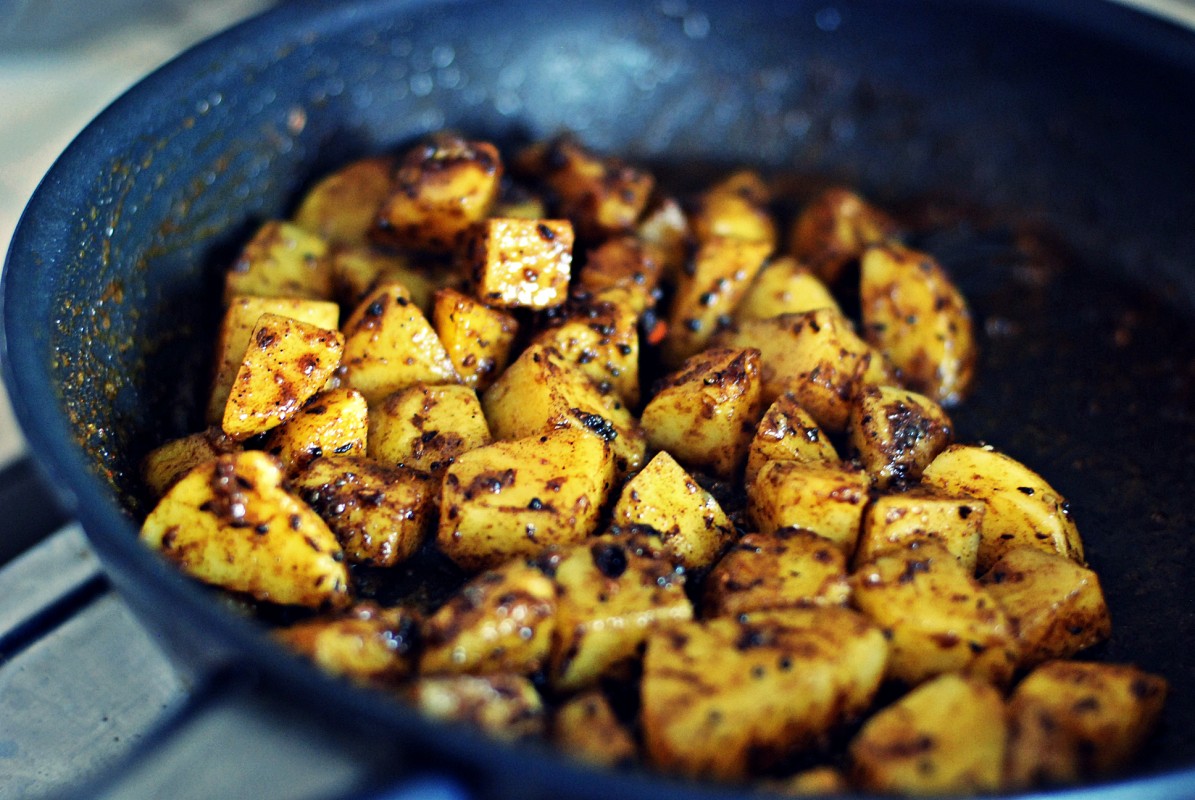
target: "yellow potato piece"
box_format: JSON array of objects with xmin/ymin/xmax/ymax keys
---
[
  {"xmin": 223, "ymin": 219, "xmax": 333, "ymax": 303},
  {"xmin": 735, "ymin": 255, "xmax": 841, "ymax": 322},
  {"xmin": 855, "ymin": 490, "xmax": 985, "ymax": 572},
  {"xmin": 368, "ymin": 383, "xmax": 491, "ymax": 477},
  {"xmin": 260, "ymin": 387, "xmax": 368, "ymax": 475},
  {"xmin": 431, "ymin": 288, "xmax": 519, "ymax": 391},
  {"xmin": 744, "ymin": 393, "xmax": 839, "ymax": 485},
  {"xmin": 292, "ymin": 155, "xmax": 395, "ymax": 246},
  {"xmin": 747, "ymin": 460, "xmax": 869, "ymax": 554},
  {"xmin": 703, "ymin": 530, "xmax": 851, "ymax": 617},
  {"xmin": 553, "ymin": 690, "xmax": 638, "ymax": 768},
  {"xmin": 469, "ymin": 217, "xmax": 574, "ymax": 310},
  {"xmin": 274, "ymin": 603, "xmax": 417, "ymax": 684}
]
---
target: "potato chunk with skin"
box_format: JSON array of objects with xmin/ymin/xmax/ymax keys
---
[
  {"xmin": 703, "ymin": 529, "xmax": 851, "ymax": 618},
  {"xmin": 744, "ymin": 393, "xmax": 839, "ymax": 486},
  {"xmin": 851, "ymin": 540, "xmax": 1019, "ymax": 687},
  {"xmin": 1004, "ymin": 661, "xmax": 1168, "ymax": 789},
  {"xmin": 748, "ymin": 461, "xmax": 869, "ymax": 554},
  {"xmin": 291, "ymin": 457, "xmax": 435, "ymax": 568},
  {"xmin": 641, "ymin": 608, "xmax": 888, "ymax": 780},
  {"xmin": 408, "ymin": 674, "xmax": 545, "ymax": 740},
  {"xmin": 922, "ymin": 444, "xmax": 1084, "ymax": 570},
  {"xmin": 142, "ymin": 427, "xmax": 239, "ymax": 498},
  {"xmin": 223, "ymin": 220, "xmax": 334, "ymax": 304},
  {"xmin": 437, "ymin": 430, "xmax": 615, "ymax": 572},
  {"xmin": 140, "ymin": 451, "xmax": 349, "ymax": 608},
  {"xmin": 861, "ymin": 243, "xmax": 976, "ymax": 405},
  {"xmin": 470, "ymin": 218, "xmax": 574, "ymax": 310},
  {"xmin": 850, "ymin": 674, "xmax": 1007, "ymax": 796},
  {"xmin": 260, "ymin": 387, "xmax": 368, "ymax": 475},
  {"xmin": 855, "ymin": 490, "xmax": 985, "ymax": 572},
  {"xmin": 610, "ymin": 450, "xmax": 734, "ymax": 571},
  {"xmin": 274, "ymin": 603, "xmax": 418, "ymax": 685},
  {"xmin": 641, "ymin": 347, "xmax": 763, "ymax": 480},
  {"xmin": 431, "ymin": 288, "xmax": 519, "ymax": 391},
  {"xmin": 420, "ymin": 561, "xmax": 557, "ymax": 676},
  {"xmin": 221, "ymin": 313, "xmax": 344, "ymax": 441},
  {"xmin": 980, "ymin": 546, "xmax": 1111, "ymax": 667},
  {"xmin": 849, "ymin": 385, "xmax": 954, "ymax": 489},
  {"xmin": 553, "ymin": 690, "xmax": 638, "ymax": 768},
  {"xmin": 293, "ymin": 155, "xmax": 395, "ymax": 246},
  {"xmin": 735, "ymin": 255, "xmax": 841, "ymax": 322},
  {"xmin": 368, "ymin": 383, "xmax": 491, "ymax": 477},
  {"xmin": 789, "ymin": 186, "xmax": 897, "ymax": 284},
  {"xmin": 532, "ymin": 288, "xmax": 641, "ymax": 407}
]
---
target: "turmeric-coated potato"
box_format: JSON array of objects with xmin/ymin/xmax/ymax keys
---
[
  {"xmin": 368, "ymin": 383, "xmax": 491, "ymax": 477},
  {"xmin": 469, "ymin": 217, "xmax": 575, "ymax": 310},
  {"xmin": 788, "ymin": 187, "xmax": 897, "ymax": 284},
  {"xmin": 553, "ymin": 690, "xmax": 638, "ymax": 768},
  {"xmin": 636, "ymin": 195, "xmax": 689, "ymax": 280},
  {"xmin": 142, "ymin": 427, "xmax": 240, "ymax": 498},
  {"xmin": 408, "ymin": 673, "xmax": 545, "ymax": 740},
  {"xmin": 274, "ymin": 603, "xmax": 418, "ymax": 685},
  {"xmin": 848, "ymin": 385, "xmax": 954, "ymax": 489},
  {"xmin": 223, "ymin": 220, "xmax": 334, "ymax": 303},
  {"xmin": 431, "ymin": 287, "xmax": 519, "ymax": 391},
  {"xmin": 688, "ymin": 170, "xmax": 776, "ymax": 245},
  {"xmin": 744, "ymin": 393, "xmax": 839, "ymax": 486},
  {"xmin": 532, "ymin": 288, "xmax": 641, "ymax": 407},
  {"xmin": 293, "ymin": 155, "xmax": 396, "ymax": 246},
  {"xmin": 735, "ymin": 255, "xmax": 841, "ymax": 322},
  {"xmin": 575, "ymin": 235, "xmax": 663, "ymax": 315},
  {"xmin": 330, "ymin": 246, "xmax": 438, "ymax": 314},
  {"xmin": 747, "ymin": 460, "xmax": 869, "ymax": 554},
  {"xmin": 260, "ymin": 387, "xmax": 368, "ymax": 475},
  {"xmin": 854, "ymin": 490, "xmax": 985, "ymax": 572}
]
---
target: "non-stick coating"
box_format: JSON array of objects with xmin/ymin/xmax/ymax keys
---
[{"xmin": 3, "ymin": 0, "xmax": 1194, "ymax": 797}]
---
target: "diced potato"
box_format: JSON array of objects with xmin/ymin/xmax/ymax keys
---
[
  {"xmin": 532, "ymin": 287, "xmax": 641, "ymax": 406},
  {"xmin": 855, "ymin": 490, "xmax": 985, "ymax": 572},
  {"xmin": 1004, "ymin": 661, "xmax": 1168, "ymax": 789},
  {"xmin": 373, "ymin": 133, "xmax": 502, "ymax": 254},
  {"xmin": 640, "ymin": 347, "xmax": 763, "ymax": 480},
  {"xmin": 340, "ymin": 281, "xmax": 459, "ymax": 404},
  {"xmin": 788, "ymin": 187, "xmax": 897, "ymax": 284},
  {"xmin": 221, "ymin": 313, "xmax": 345, "ymax": 441},
  {"xmin": 641, "ymin": 607, "xmax": 887, "ymax": 780},
  {"xmin": 921, "ymin": 444, "xmax": 1084, "ymax": 571},
  {"xmin": 735, "ymin": 255, "xmax": 841, "ymax": 322},
  {"xmin": 223, "ymin": 220, "xmax": 333, "ymax": 303},
  {"xmin": 293, "ymin": 155, "xmax": 395, "ymax": 246},
  {"xmin": 408, "ymin": 673, "xmax": 545, "ymax": 740},
  {"xmin": 274, "ymin": 602, "xmax": 418, "ymax": 684},
  {"xmin": 291, "ymin": 456, "xmax": 435, "ymax": 567},
  {"xmin": 747, "ymin": 461, "xmax": 869, "ymax": 553},
  {"xmin": 420, "ymin": 561, "xmax": 557, "ymax": 676},
  {"xmin": 431, "ymin": 288, "xmax": 519, "ymax": 391},
  {"xmin": 260, "ymin": 387, "xmax": 368, "ymax": 475},
  {"xmin": 744, "ymin": 393, "xmax": 839, "ymax": 486},
  {"xmin": 703, "ymin": 529, "xmax": 850, "ymax": 617},
  {"xmin": 469, "ymin": 217, "xmax": 574, "ymax": 309},
  {"xmin": 849, "ymin": 674, "xmax": 1007, "ymax": 795},
  {"xmin": 140, "ymin": 451, "xmax": 349, "ymax": 608},
  {"xmin": 368, "ymin": 383, "xmax": 491, "ymax": 477},
  {"xmin": 851, "ymin": 540, "xmax": 1019, "ymax": 686},
  {"xmin": 207, "ymin": 295, "xmax": 340, "ymax": 425},
  {"xmin": 330, "ymin": 246, "xmax": 438, "ymax": 314},
  {"xmin": 549, "ymin": 538, "xmax": 692, "ymax": 691},
  {"xmin": 436, "ymin": 430, "xmax": 615, "ymax": 572},
  {"xmin": 553, "ymin": 690, "xmax": 638, "ymax": 768},
  {"xmin": 142, "ymin": 427, "xmax": 239, "ymax": 498},
  {"xmin": 688, "ymin": 170, "xmax": 777, "ymax": 247},
  {"xmin": 848, "ymin": 385, "xmax": 954, "ymax": 489},
  {"xmin": 575, "ymin": 235, "xmax": 663, "ymax": 315},
  {"xmin": 980, "ymin": 546, "xmax": 1111, "ymax": 667},
  {"xmin": 636, "ymin": 195, "xmax": 689, "ymax": 280},
  {"xmin": 491, "ymin": 180, "xmax": 547, "ymax": 219},
  {"xmin": 610, "ymin": 450, "xmax": 735, "ymax": 570},
  {"xmin": 762, "ymin": 767, "xmax": 849, "ymax": 796},
  {"xmin": 860, "ymin": 243, "xmax": 976, "ymax": 405}
]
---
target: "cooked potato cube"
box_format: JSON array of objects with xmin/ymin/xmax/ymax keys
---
[
  {"xmin": 292, "ymin": 456, "xmax": 435, "ymax": 567},
  {"xmin": 140, "ymin": 451, "xmax": 349, "ymax": 608},
  {"xmin": 980, "ymin": 546, "xmax": 1111, "ymax": 667},
  {"xmin": 855, "ymin": 490, "xmax": 985, "ymax": 572},
  {"xmin": 293, "ymin": 155, "xmax": 395, "ymax": 246},
  {"xmin": 223, "ymin": 220, "xmax": 333, "ymax": 303},
  {"xmin": 851, "ymin": 540, "xmax": 1019, "ymax": 686},
  {"xmin": 221, "ymin": 313, "xmax": 344, "ymax": 441},
  {"xmin": 575, "ymin": 235, "xmax": 663, "ymax": 315},
  {"xmin": 436, "ymin": 430, "xmax": 615, "ymax": 572},
  {"xmin": 549, "ymin": 538, "xmax": 692, "ymax": 692},
  {"xmin": 848, "ymin": 385, "xmax": 954, "ymax": 489},
  {"xmin": 368, "ymin": 383, "xmax": 491, "ymax": 477},
  {"xmin": 491, "ymin": 179, "xmax": 548, "ymax": 219},
  {"xmin": 260, "ymin": 387, "xmax": 368, "ymax": 475},
  {"xmin": 1004, "ymin": 661, "xmax": 1168, "ymax": 789},
  {"xmin": 373, "ymin": 133, "xmax": 502, "ymax": 254},
  {"xmin": 610, "ymin": 450, "xmax": 734, "ymax": 570},
  {"xmin": 762, "ymin": 767, "xmax": 849, "ymax": 796},
  {"xmin": 860, "ymin": 243, "xmax": 976, "ymax": 405},
  {"xmin": 849, "ymin": 673, "xmax": 1007, "ymax": 795},
  {"xmin": 431, "ymin": 287, "xmax": 519, "ymax": 391},
  {"xmin": 408, "ymin": 673, "xmax": 545, "ymax": 740},
  {"xmin": 788, "ymin": 187, "xmax": 897, "ymax": 284},
  {"xmin": 641, "ymin": 607, "xmax": 887, "ymax": 780},
  {"xmin": 330, "ymin": 246, "xmax": 438, "ymax": 313},
  {"xmin": 735, "ymin": 255, "xmax": 841, "ymax": 322},
  {"xmin": 142, "ymin": 427, "xmax": 239, "ymax": 498},
  {"xmin": 469, "ymin": 217, "xmax": 574, "ymax": 309},
  {"xmin": 641, "ymin": 347, "xmax": 763, "ymax": 480},
  {"xmin": 747, "ymin": 461, "xmax": 869, "ymax": 553},
  {"xmin": 703, "ymin": 529, "xmax": 850, "ymax": 617},
  {"xmin": 340, "ymin": 281, "xmax": 459, "ymax": 404},
  {"xmin": 553, "ymin": 690, "xmax": 638, "ymax": 768},
  {"xmin": 921, "ymin": 444, "xmax": 1084, "ymax": 570},
  {"xmin": 744, "ymin": 393, "xmax": 839, "ymax": 485},
  {"xmin": 688, "ymin": 170, "xmax": 777, "ymax": 247},
  {"xmin": 532, "ymin": 287, "xmax": 641, "ymax": 406},
  {"xmin": 274, "ymin": 603, "xmax": 418, "ymax": 684},
  {"xmin": 637, "ymin": 195, "xmax": 689, "ymax": 280},
  {"xmin": 420, "ymin": 561, "xmax": 557, "ymax": 676}
]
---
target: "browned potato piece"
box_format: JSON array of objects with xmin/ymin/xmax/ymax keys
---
[
  {"xmin": 274, "ymin": 603, "xmax": 418, "ymax": 684},
  {"xmin": 640, "ymin": 347, "xmax": 763, "ymax": 480},
  {"xmin": 553, "ymin": 690, "xmax": 638, "ymax": 768},
  {"xmin": 735, "ymin": 255, "xmax": 841, "ymax": 322},
  {"xmin": 368, "ymin": 383, "xmax": 491, "ymax": 477},
  {"xmin": 1005, "ymin": 661, "xmax": 1168, "ymax": 789},
  {"xmin": 922, "ymin": 444, "xmax": 1084, "ymax": 570},
  {"xmin": 788, "ymin": 187, "xmax": 897, "ymax": 284},
  {"xmin": 260, "ymin": 387, "xmax": 368, "ymax": 475},
  {"xmin": 340, "ymin": 281, "xmax": 459, "ymax": 404},
  {"xmin": 549, "ymin": 538, "xmax": 692, "ymax": 692},
  {"xmin": 223, "ymin": 220, "xmax": 334, "ymax": 303},
  {"xmin": 762, "ymin": 767, "xmax": 850, "ymax": 796},
  {"xmin": 293, "ymin": 155, "xmax": 395, "ymax": 246},
  {"xmin": 747, "ymin": 461, "xmax": 869, "ymax": 554},
  {"xmin": 330, "ymin": 246, "xmax": 438, "ymax": 314},
  {"xmin": 641, "ymin": 608, "xmax": 887, "ymax": 780},
  {"xmin": 207, "ymin": 295, "xmax": 341, "ymax": 425},
  {"xmin": 532, "ymin": 288, "xmax": 641, "ymax": 407},
  {"xmin": 222, "ymin": 313, "xmax": 345, "ymax": 441},
  {"xmin": 861, "ymin": 243, "xmax": 976, "ymax": 405},
  {"xmin": 717, "ymin": 308, "xmax": 894, "ymax": 431},
  {"xmin": 575, "ymin": 235, "xmax": 663, "ymax": 315},
  {"xmin": 142, "ymin": 427, "xmax": 239, "ymax": 498},
  {"xmin": 855, "ymin": 490, "xmax": 985, "ymax": 572},
  {"xmin": 408, "ymin": 674, "xmax": 545, "ymax": 740},
  {"xmin": 636, "ymin": 195, "xmax": 689, "ymax": 280},
  {"xmin": 980, "ymin": 546, "xmax": 1111, "ymax": 667},
  {"xmin": 436, "ymin": 429, "xmax": 615, "ymax": 572},
  {"xmin": 491, "ymin": 180, "xmax": 548, "ymax": 219},
  {"xmin": 703, "ymin": 530, "xmax": 851, "ymax": 617},
  {"xmin": 848, "ymin": 385, "xmax": 955, "ymax": 489},
  {"xmin": 469, "ymin": 217, "xmax": 574, "ymax": 309},
  {"xmin": 373, "ymin": 133, "xmax": 502, "ymax": 254},
  {"xmin": 431, "ymin": 287, "xmax": 519, "ymax": 391},
  {"xmin": 851, "ymin": 540, "xmax": 1019, "ymax": 686},
  {"xmin": 420, "ymin": 561, "xmax": 557, "ymax": 676},
  {"xmin": 688, "ymin": 170, "xmax": 777, "ymax": 247},
  {"xmin": 291, "ymin": 456, "xmax": 435, "ymax": 568},
  {"xmin": 849, "ymin": 674, "xmax": 1007, "ymax": 795},
  {"xmin": 744, "ymin": 393, "xmax": 839, "ymax": 486},
  {"xmin": 140, "ymin": 451, "xmax": 350, "ymax": 609},
  {"xmin": 610, "ymin": 450, "xmax": 735, "ymax": 571}
]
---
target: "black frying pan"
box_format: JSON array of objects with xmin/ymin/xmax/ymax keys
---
[{"xmin": 3, "ymin": 0, "xmax": 1194, "ymax": 797}]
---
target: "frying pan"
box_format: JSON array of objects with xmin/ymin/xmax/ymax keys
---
[{"xmin": 3, "ymin": 0, "xmax": 1194, "ymax": 797}]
